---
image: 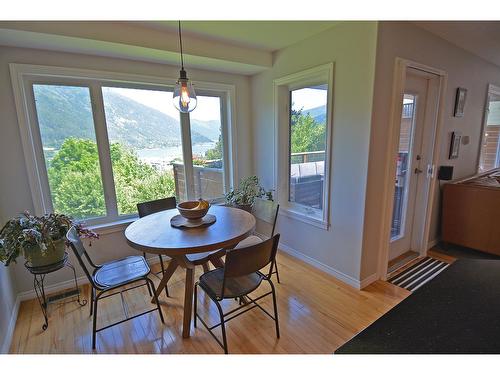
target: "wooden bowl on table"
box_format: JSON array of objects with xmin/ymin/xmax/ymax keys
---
[{"xmin": 177, "ymin": 200, "xmax": 210, "ymax": 221}]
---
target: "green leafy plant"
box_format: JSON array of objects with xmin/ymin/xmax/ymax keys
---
[
  {"xmin": 225, "ymin": 176, "xmax": 273, "ymax": 206},
  {"xmin": 0, "ymin": 212, "xmax": 98, "ymax": 266}
]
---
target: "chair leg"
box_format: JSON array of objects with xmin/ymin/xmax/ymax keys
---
[
  {"xmin": 92, "ymin": 294, "xmax": 99, "ymax": 350},
  {"xmin": 193, "ymin": 283, "xmax": 198, "ymax": 328},
  {"xmin": 214, "ymin": 300, "xmax": 228, "ymax": 354},
  {"xmin": 268, "ymin": 279, "xmax": 280, "ymax": 338},
  {"xmin": 159, "ymin": 255, "xmax": 165, "ymax": 275},
  {"xmin": 158, "ymin": 255, "xmax": 170, "ymax": 297},
  {"xmin": 90, "ymin": 287, "xmax": 95, "ymax": 316},
  {"xmin": 274, "ymin": 261, "xmax": 281, "ymax": 284},
  {"xmin": 145, "ymin": 279, "xmax": 153, "ymax": 297},
  {"xmin": 147, "ymin": 277, "xmax": 164, "ymax": 324}
]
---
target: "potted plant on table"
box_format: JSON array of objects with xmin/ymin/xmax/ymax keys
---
[
  {"xmin": 225, "ymin": 175, "xmax": 273, "ymax": 212},
  {"xmin": 0, "ymin": 212, "xmax": 98, "ymax": 267}
]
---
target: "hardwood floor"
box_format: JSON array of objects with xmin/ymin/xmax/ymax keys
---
[{"xmin": 9, "ymin": 251, "xmax": 410, "ymax": 354}]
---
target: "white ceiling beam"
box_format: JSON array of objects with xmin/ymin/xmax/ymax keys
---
[{"xmin": 0, "ymin": 22, "xmax": 273, "ymax": 75}]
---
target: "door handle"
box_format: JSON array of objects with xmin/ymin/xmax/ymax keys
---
[{"xmin": 414, "ymin": 167, "xmax": 423, "ymax": 174}]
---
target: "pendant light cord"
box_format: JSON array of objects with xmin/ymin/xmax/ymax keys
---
[{"xmin": 178, "ymin": 20, "xmax": 184, "ymax": 70}]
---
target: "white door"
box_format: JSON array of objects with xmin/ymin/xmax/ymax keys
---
[{"xmin": 389, "ymin": 68, "xmax": 440, "ymax": 261}]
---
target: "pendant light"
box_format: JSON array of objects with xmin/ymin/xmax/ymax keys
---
[{"xmin": 173, "ymin": 21, "xmax": 197, "ymax": 113}]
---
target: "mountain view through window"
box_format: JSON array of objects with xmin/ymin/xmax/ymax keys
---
[{"xmin": 33, "ymin": 84, "xmax": 224, "ymax": 219}]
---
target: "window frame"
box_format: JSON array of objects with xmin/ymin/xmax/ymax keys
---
[
  {"xmin": 273, "ymin": 63, "xmax": 334, "ymax": 230},
  {"xmin": 10, "ymin": 63, "xmax": 237, "ymax": 229},
  {"xmin": 478, "ymin": 84, "xmax": 500, "ymax": 173}
]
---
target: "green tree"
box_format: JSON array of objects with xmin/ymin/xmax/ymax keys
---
[
  {"xmin": 47, "ymin": 138, "xmax": 176, "ymax": 219},
  {"xmin": 290, "ymin": 108, "xmax": 326, "ymax": 154},
  {"xmin": 205, "ymin": 133, "xmax": 223, "ymax": 160}
]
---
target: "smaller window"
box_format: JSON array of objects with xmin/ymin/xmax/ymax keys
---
[
  {"xmin": 289, "ymin": 85, "xmax": 328, "ymax": 211},
  {"xmin": 479, "ymin": 87, "xmax": 500, "ymax": 173},
  {"xmin": 274, "ymin": 64, "xmax": 333, "ymax": 229}
]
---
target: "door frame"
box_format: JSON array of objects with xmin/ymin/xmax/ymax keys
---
[{"xmin": 377, "ymin": 58, "xmax": 448, "ymax": 280}]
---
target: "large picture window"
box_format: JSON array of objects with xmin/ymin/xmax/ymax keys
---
[
  {"xmin": 274, "ymin": 64, "xmax": 334, "ymax": 229},
  {"xmin": 12, "ymin": 64, "xmax": 234, "ymax": 226}
]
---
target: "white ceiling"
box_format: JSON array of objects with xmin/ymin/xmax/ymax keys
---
[
  {"xmin": 415, "ymin": 21, "xmax": 500, "ymax": 68},
  {"xmin": 131, "ymin": 21, "xmax": 339, "ymax": 52},
  {"xmin": 3, "ymin": 21, "xmax": 500, "ymax": 75},
  {"xmin": 0, "ymin": 21, "xmax": 339, "ymax": 75}
]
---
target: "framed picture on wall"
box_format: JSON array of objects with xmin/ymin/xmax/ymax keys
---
[
  {"xmin": 449, "ymin": 131, "xmax": 462, "ymax": 159},
  {"xmin": 454, "ymin": 87, "xmax": 467, "ymax": 117}
]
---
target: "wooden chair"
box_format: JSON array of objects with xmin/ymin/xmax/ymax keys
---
[
  {"xmin": 137, "ymin": 197, "xmax": 177, "ymax": 297},
  {"xmin": 235, "ymin": 198, "xmax": 281, "ymax": 282},
  {"xmin": 66, "ymin": 227, "xmax": 164, "ymax": 350},
  {"xmin": 194, "ymin": 234, "xmax": 281, "ymax": 354}
]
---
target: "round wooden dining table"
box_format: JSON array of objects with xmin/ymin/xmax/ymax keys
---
[{"xmin": 124, "ymin": 205, "xmax": 256, "ymax": 338}]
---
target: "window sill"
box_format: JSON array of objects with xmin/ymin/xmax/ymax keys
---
[
  {"xmin": 279, "ymin": 207, "xmax": 329, "ymax": 230},
  {"xmin": 89, "ymin": 217, "xmax": 137, "ymax": 235}
]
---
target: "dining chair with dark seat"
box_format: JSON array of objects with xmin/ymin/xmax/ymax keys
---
[
  {"xmin": 234, "ymin": 198, "xmax": 281, "ymax": 282},
  {"xmin": 137, "ymin": 197, "xmax": 177, "ymax": 296},
  {"xmin": 193, "ymin": 234, "xmax": 280, "ymax": 354},
  {"xmin": 66, "ymin": 226, "xmax": 164, "ymax": 350}
]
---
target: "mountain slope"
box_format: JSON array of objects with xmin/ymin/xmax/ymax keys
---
[{"xmin": 33, "ymin": 85, "xmax": 216, "ymax": 150}]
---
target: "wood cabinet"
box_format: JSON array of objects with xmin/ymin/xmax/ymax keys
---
[{"xmin": 442, "ymin": 168, "xmax": 500, "ymax": 256}]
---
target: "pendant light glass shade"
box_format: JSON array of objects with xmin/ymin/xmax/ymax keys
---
[
  {"xmin": 173, "ymin": 21, "xmax": 197, "ymax": 113},
  {"xmin": 173, "ymin": 69, "xmax": 197, "ymax": 113}
]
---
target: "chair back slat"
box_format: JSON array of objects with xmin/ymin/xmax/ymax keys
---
[
  {"xmin": 137, "ymin": 197, "xmax": 177, "ymax": 218},
  {"xmin": 252, "ymin": 198, "xmax": 279, "ymax": 238},
  {"xmin": 223, "ymin": 234, "xmax": 280, "ymax": 283},
  {"xmin": 66, "ymin": 226, "xmax": 99, "ymax": 288}
]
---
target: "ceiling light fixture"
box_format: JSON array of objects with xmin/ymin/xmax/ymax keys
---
[{"xmin": 173, "ymin": 21, "xmax": 197, "ymax": 113}]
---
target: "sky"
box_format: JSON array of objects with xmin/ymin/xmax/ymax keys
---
[
  {"xmin": 291, "ymin": 87, "xmax": 328, "ymax": 111},
  {"xmin": 105, "ymin": 87, "xmax": 221, "ymax": 121},
  {"xmin": 107, "ymin": 86, "xmax": 327, "ymax": 120}
]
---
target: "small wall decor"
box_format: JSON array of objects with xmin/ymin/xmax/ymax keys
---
[
  {"xmin": 454, "ymin": 87, "xmax": 467, "ymax": 117},
  {"xmin": 449, "ymin": 131, "xmax": 462, "ymax": 159}
]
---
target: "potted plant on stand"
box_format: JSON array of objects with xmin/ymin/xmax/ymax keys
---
[
  {"xmin": 0, "ymin": 211, "xmax": 98, "ymax": 267},
  {"xmin": 225, "ymin": 175, "xmax": 273, "ymax": 212}
]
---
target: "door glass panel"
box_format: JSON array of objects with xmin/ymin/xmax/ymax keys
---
[
  {"xmin": 479, "ymin": 93, "xmax": 500, "ymax": 172},
  {"xmin": 101, "ymin": 87, "xmax": 185, "ymax": 215},
  {"xmin": 391, "ymin": 95, "xmax": 416, "ymax": 240},
  {"xmin": 289, "ymin": 85, "xmax": 328, "ymax": 211},
  {"xmin": 32, "ymin": 84, "xmax": 106, "ymax": 219}
]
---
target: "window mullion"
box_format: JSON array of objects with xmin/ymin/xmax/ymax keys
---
[
  {"xmin": 180, "ymin": 112, "xmax": 196, "ymax": 200},
  {"xmin": 89, "ymin": 83, "xmax": 119, "ymax": 219},
  {"xmin": 219, "ymin": 94, "xmax": 230, "ymax": 193}
]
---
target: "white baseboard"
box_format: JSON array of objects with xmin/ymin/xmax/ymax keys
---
[
  {"xmin": 1, "ymin": 295, "xmax": 21, "ymax": 354},
  {"xmin": 17, "ymin": 275, "xmax": 90, "ymax": 302},
  {"xmin": 278, "ymin": 241, "xmax": 377, "ymax": 289}
]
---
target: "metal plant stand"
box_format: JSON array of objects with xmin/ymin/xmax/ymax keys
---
[{"xmin": 25, "ymin": 252, "xmax": 86, "ymax": 331}]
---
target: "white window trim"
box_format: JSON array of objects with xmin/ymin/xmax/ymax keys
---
[
  {"xmin": 273, "ymin": 63, "xmax": 334, "ymax": 230},
  {"xmin": 9, "ymin": 63, "xmax": 237, "ymax": 229}
]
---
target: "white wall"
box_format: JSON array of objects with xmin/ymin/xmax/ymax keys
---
[
  {"xmin": 251, "ymin": 22, "xmax": 378, "ymax": 284},
  {"xmin": 0, "ymin": 264, "xmax": 17, "ymax": 353},
  {"xmin": 0, "ymin": 45, "xmax": 253, "ymax": 294},
  {"xmin": 361, "ymin": 22, "xmax": 500, "ymax": 279}
]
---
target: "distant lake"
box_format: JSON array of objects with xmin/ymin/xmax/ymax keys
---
[{"xmin": 136, "ymin": 142, "xmax": 217, "ymax": 163}]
